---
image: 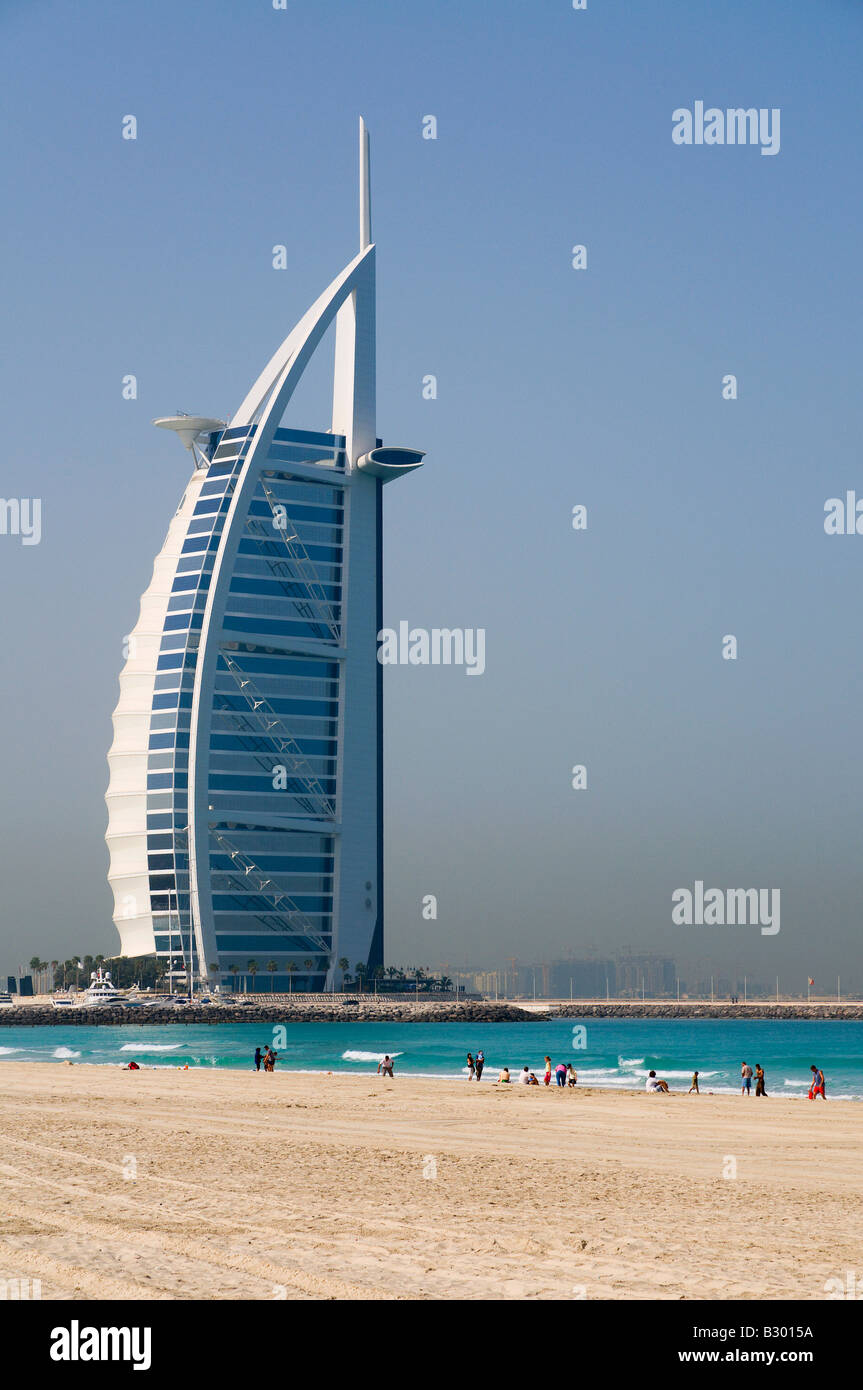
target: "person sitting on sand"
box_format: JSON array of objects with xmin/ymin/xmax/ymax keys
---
[
  {"xmin": 755, "ymin": 1064, "xmax": 767, "ymax": 1097},
  {"xmin": 519, "ymin": 1066, "xmax": 531, "ymax": 1084},
  {"xmin": 645, "ymin": 1069, "xmax": 670, "ymax": 1094},
  {"xmin": 377, "ymin": 1055, "xmax": 394, "ymax": 1078},
  {"xmin": 688, "ymin": 1070, "xmax": 699, "ymax": 1094},
  {"xmin": 497, "ymin": 1067, "xmax": 511, "ymax": 1084},
  {"xmin": 123, "ymin": 1061, "xmax": 140, "ymax": 1071},
  {"xmin": 528, "ymin": 1072, "xmax": 540, "ymax": 1085},
  {"xmin": 567, "ymin": 1064, "xmax": 577, "ymax": 1087},
  {"xmin": 809, "ymin": 1065, "xmax": 826, "ymax": 1100}
]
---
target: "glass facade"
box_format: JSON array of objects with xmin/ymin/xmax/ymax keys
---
[{"xmin": 145, "ymin": 427, "xmax": 347, "ymax": 991}]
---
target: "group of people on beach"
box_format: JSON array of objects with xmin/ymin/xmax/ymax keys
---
[
  {"xmin": 484, "ymin": 1054, "xmax": 578, "ymax": 1087},
  {"xmin": 249, "ymin": 1046, "xmax": 829, "ymax": 1098},
  {"xmin": 649, "ymin": 1061, "xmax": 826, "ymax": 1098}
]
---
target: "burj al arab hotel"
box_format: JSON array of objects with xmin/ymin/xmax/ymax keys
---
[{"xmin": 105, "ymin": 121, "xmax": 424, "ymax": 992}]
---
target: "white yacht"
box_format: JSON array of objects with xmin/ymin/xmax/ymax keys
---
[
  {"xmin": 76, "ymin": 968, "xmax": 126, "ymax": 1008},
  {"xmin": 51, "ymin": 993, "xmax": 74, "ymax": 1009}
]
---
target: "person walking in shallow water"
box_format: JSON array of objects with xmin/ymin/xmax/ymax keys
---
[
  {"xmin": 688, "ymin": 1070, "xmax": 699, "ymax": 1094},
  {"xmin": 809, "ymin": 1064, "xmax": 826, "ymax": 1100},
  {"xmin": 755, "ymin": 1063, "xmax": 767, "ymax": 1097},
  {"xmin": 741, "ymin": 1062, "xmax": 753, "ymax": 1095}
]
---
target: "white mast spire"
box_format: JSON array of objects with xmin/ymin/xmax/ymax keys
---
[{"xmin": 359, "ymin": 116, "xmax": 371, "ymax": 251}]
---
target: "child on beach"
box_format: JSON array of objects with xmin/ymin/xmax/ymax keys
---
[
  {"xmin": 688, "ymin": 1071, "xmax": 699, "ymax": 1094},
  {"xmin": 543, "ymin": 1056, "xmax": 552, "ymax": 1086},
  {"xmin": 567, "ymin": 1064, "xmax": 577, "ymax": 1087}
]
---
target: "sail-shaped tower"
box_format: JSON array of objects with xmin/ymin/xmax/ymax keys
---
[{"xmin": 105, "ymin": 120, "xmax": 424, "ymax": 991}]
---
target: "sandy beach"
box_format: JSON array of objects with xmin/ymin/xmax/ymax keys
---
[{"xmin": 0, "ymin": 1062, "xmax": 860, "ymax": 1301}]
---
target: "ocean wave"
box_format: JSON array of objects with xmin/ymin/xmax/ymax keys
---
[
  {"xmin": 119, "ymin": 1041, "xmax": 181, "ymax": 1052},
  {"xmin": 341, "ymin": 1049, "xmax": 404, "ymax": 1062},
  {"xmin": 52, "ymin": 1047, "xmax": 81, "ymax": 1059},
  {"xmin": 634, "ymin": 1067, "xmax": 719, "ymax": 1079},
  {"xmin": 0, "ymin": 1046, "xmax": 23, "ymax": 1055},
  {"xmin": 618, "ymin": 1057, "xmax": 644, "ymax": 1067}
]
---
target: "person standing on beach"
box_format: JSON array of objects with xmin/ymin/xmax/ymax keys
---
[
  {"xmin": 809, "ymin": 1065, "xmax": 826, "ymax": 1100},
  {"xmin": 555, "ymin": 1061, "xmax": 567, "ymax": 1088},
  {"xmin": 688, "ymin": 1070, "xmax": 699, "ymax": 1094},
  {"xmin": 755, "ymin": 1064, "xmax": 767, "ymax": 1097},
  {"xmin": 263, "ymin": 1048, "xmax": 277, "ymax": 1072},
  {"xmin": 466, "ymin": 1052, "xmax": 475, "ymax": 1080},
  {"xmin": 567, "ymin": 1064, "xmax": 577, "ymax": 1087},
  {"xmin": 475, "ymin": 1050, "xmax": 485, "ymax": 1081},
  {"xmin": 254, "ymin": 1047, "xmax": 263, "ymax": 1072},
  {"xmin": 741, "ymin": 1062, "xmax": 753, "ymax": 1096},
  {"xmin": 543, "ymin": 1056, "xmax": 552, "ymax": 1087},
  {"xmin": 377, "ymin": 1055, "xmax": 394, "ymax": 1078}
]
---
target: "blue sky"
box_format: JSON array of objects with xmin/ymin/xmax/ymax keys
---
[{"xmin": 1, "ymin": 0, "xmax": 862, "ymax": 990}]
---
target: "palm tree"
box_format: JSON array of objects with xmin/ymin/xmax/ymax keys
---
[
  {"xmin": 355, "ymin": 962, "xmax": 367, "ymax": 994},
  {"xmin": 228, "ymin": 964, "xmax": 239, "ymax": 995},
  {"xmin": 247, "ymin": 960, "xmax": 259, "ymax": 993},
  {"xmin": 208, "ymin": 962, "xmax": 220, "ymax": 991},
  {"xmin": 285, "ymin": 962, "xmax": 297, "ymax": 995},
  {"xmin": 337, "ymin": 957, "xmax": 350, "ymax": 987},
  {"xmin": 266, "ymin": 960, "xmax": 278, "ymax": 993}
]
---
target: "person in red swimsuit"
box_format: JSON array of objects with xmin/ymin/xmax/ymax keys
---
[{"xmin": 809, "ymin": 1065, "xmax": 826, "ymax": 1100}]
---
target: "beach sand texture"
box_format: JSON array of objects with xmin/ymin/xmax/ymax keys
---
[{"xmin": 0, "ymin": 1063, "xmax": 859, "ymax": 1300}]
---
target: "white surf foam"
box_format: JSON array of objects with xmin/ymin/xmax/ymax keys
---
[
  {"xmin": 120, "ymin": 1041, "xmax": 181, "ymax": 1052},
  {"xmin": 52, "ymin": 1046, "xmax": 81, "ymax": 1059},
  {"xmin": 341, "ymin": 1049, "xmax": 404, "ymax": 1062}
]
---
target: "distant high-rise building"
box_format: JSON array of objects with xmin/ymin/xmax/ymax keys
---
[{"xmin": 105, "ymin": 121, "xmax": 425, "ymax": 991}]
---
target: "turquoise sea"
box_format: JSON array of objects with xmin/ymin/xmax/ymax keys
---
[{"xmin": 1, "ymin": 1018, "xmax": 862, "ymax": 1098}]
